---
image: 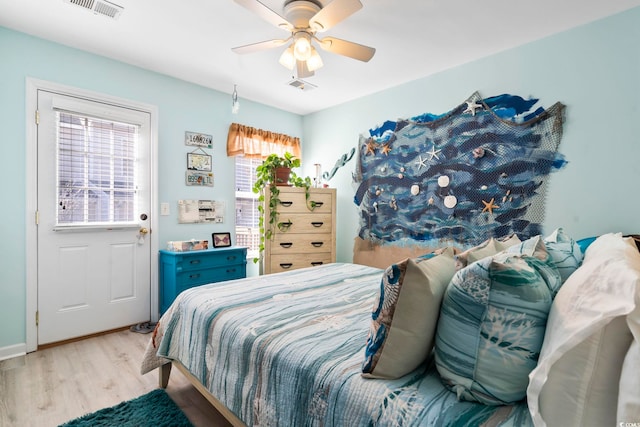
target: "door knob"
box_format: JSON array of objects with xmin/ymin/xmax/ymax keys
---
[{"xmin": 139, "ymin": 227, "xmax": 149, "ymax": 235}]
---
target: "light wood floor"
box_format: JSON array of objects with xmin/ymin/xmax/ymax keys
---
[{"xmin": 0, "ymin": 330, "xmax": 232, "ymax": 427}]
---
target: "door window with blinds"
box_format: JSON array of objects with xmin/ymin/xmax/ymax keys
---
[{"xmin": 56, "ymin": 111, "xmax": 139, "ymax": 226}]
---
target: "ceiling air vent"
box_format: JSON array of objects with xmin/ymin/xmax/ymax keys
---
[
  {"xmin": 64, "ymin": 0, "xmax": 124, "ymax": 19},
  {"xmin": 287, "ymin": 78, "xmax": 317, "ymax": 91}
]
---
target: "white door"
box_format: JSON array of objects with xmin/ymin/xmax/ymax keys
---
[{"xmin": 36, "ymin": 90, "xmax": 152, "ymax": 345}]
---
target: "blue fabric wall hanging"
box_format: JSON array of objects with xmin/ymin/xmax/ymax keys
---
[{"xmin": 353, "ymin": 92, "xmax": 567, "ymax": 248}]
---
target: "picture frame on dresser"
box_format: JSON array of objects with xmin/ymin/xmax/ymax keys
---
[{"xmin": 212, "ymin": 232, "xmax": 231, "ymax": 248}]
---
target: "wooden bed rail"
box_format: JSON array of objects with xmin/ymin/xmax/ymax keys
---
[{"xmin": 159, "ymin": 361, "xmax": 246, "ymax": 427}]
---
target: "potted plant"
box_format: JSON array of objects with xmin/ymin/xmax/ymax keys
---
[{"xmin": 252, "ymin": 152, "xmax": 312, "ymax": 263}]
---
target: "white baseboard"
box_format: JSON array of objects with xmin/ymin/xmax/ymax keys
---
[{"xmin": 0, "ymin": 343, "xmax": 26, "ymax": 361}]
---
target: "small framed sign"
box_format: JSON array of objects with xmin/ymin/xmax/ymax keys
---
[
  {"xmin": 212, "ymin": 232, "xmax": 231, "ymax": 248},
  {"xmin": 185, "ymin": 131, "xmax": 213, "ymax": 148},
  {"xmin": 187, "ymin": 152, "xmax": 212, "ymax": 171}
]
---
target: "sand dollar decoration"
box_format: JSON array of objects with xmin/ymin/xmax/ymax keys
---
[
  {"xmin": 444, "ymin": 195, "xmax": 457, "ymax": 208},
  {"xmin": 438, "ymin": 175, "xmax": 450, "ymax": 187}
]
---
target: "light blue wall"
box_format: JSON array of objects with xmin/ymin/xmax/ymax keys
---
[
  {"xmin": 0, "ymin": 27, "xmax": 302, "ymax": 349},
  {"xmin": 3, "ymin": 6, "xmax": 640, "ymax": 351},
  {"xmin": 302, "ymin": 7, "xmax": 640, "ymax": 263}
]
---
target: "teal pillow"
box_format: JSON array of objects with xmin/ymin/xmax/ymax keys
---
[
  {"xmin": 434, "ymin": 252, "xmax": 561, "ymax": 405},
  {"xmin": 576, "ymin": 236, "xmax": 597, "ymax": 254},
  {"xmin": 543, "ymin": 228, "xmax": 583, "ymax": 283}
]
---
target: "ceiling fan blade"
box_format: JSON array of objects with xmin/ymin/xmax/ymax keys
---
[
  {"xmin": 317, "ymin": 36, "xmax": 375, "ymax": 62},
  {"xmin": 233, "ymin": 0, "xmax": 293, "ymax": 31},
  {"xmin": 232, "ymin": 38, "xmax": 291, "ymax": 54},
  {"xmin": 296, "ymin": 60, "xmax": 315, "ymax": 78},
  {"xmin": 310, "ymin": 0, "xmax": 363, "ymax": 32}
]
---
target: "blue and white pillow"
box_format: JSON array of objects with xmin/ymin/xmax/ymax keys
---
[
  {"xmin": 434, "ymin": 251, "xmax": 561, "ymax": 405},
  {"xmin": 543, "ymin": 228, "xmax": 583, "ymax": 283}
]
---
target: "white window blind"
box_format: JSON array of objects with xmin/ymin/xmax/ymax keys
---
[
  {"xmin": 235, "ymin": 156, "xmax": 261, "ymax": 255},
  {"xmin": 56, "ymin": 111, "xmax": 138, "ymax": 225}
]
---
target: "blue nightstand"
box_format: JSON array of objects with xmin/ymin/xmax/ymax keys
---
[{"xmin": 158, "ymin": 246, "xmax": 247, "ymax": 315}]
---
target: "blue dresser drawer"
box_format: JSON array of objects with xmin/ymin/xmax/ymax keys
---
[
  {"xmin": 175, "ymin": 264, "xmax": 245, "ymax": 291},
  {"xmin": 159, "ymin": 246, "xmax": 247, "ymax": 314},
  {"xmin": 174, "ymin": 251, "xmax": 245, "ymax": 272}
]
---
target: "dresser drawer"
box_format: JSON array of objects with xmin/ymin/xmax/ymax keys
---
[
  {"xmin": 275, "ymin": 213, "xmax": 332, "ymax": 234},
  {"xmin": 269, "ymin": 253, "xmax": 333, "ymax": 273},
  {"xmin": 175, "ymin": 264, "xmax": 245, "ymax": 291},
  {"xmin": 174, "ymin": 250, "xmax": 245, "ymax": 272},
  {"xmin": 271, "ymin": 233, "xmax": 333, "ymax": 254},
  {"xmin": 159, "ymin": 246, "xmax": 247, "ymax": 314},
  {"xmin": 276, "ymin": 190, "xmax": 333, "ymax": 214}
]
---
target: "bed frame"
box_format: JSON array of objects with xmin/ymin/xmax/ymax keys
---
[{"xmin": 159, "ymin": 361, "xmax": 246, "ymax": 426}]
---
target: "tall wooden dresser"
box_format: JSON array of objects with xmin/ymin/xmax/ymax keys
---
[{"xmin": 263, "ymin": 186, "xmax": 336, "ymax": 274}]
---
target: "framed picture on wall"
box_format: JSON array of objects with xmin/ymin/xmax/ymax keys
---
[
  {"xmin": 212, "ymin": 232, "xmax": 231, "ymax": 248},
  {"xmin": 187, "ymin": 152, "xmax": 212, "ymax": 171}
]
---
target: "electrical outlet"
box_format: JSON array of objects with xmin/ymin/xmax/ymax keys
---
[{"xmin": 160, "ymin": 202, "xmax": 170, "ymax": 216}]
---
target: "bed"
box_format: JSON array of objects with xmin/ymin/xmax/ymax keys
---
[
  {"xmin": 142, "ymin": 262, "xmax": 531, "ymax": 426},
  {"xmin": 141, "ymin": 233, "xmax": 640, "ymax": 427}
]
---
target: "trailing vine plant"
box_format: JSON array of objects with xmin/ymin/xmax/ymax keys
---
[{"xmin": 251, "ymin": 152, "xmax": 313, "ymax": 263}]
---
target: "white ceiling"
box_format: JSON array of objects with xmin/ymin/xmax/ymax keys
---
[{"xmin": 2, "ymin": 0, "xmax": 640, "ymax": 115}]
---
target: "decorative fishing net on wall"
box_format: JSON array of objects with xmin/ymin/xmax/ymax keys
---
[{"xmin": 353, "ymin": 92, "xmax": 567, "ymax": 249}]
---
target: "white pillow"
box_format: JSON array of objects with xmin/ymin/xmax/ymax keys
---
[
  {"xmin": 496, "ymin": 233, "xmax": 522, "ymax": 250},
  {"xmin": 527, "ymin": 233, "xmax": 640, "ymax": 427},
  {"xmin": 618, "ymin": 303, "xmax": 640, "ymax": 424},
  {"xmin": 454, "ymin": 238, "xmax": 499, "ymax": 271}
]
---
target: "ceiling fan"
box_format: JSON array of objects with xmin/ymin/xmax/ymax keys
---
[{"xmin": 232, "ymin": 0, "xmax": 376, "ymax": 78}]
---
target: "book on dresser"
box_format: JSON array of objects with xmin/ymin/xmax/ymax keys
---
[{"xmin": 263, "ymin": 186, "xmax": 336, "ymax": 274}]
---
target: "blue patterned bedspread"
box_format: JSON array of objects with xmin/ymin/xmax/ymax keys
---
[{"xmin": 144, "ymin": 263, "xmax": 532, "ymax": 427}]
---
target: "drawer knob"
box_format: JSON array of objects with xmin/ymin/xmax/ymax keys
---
[
  {"xmin": 278, "ymin": 221, "xmax": 293, "ymax": 231},
  {"xmin": 311, "ymin": 201, "xmax": 323, "ymax": 208},
  {"xmin": 311, "ymin": 261, "xmax": 324, "ymax": 266},
  {"xmin": 279, "ymin": 242, "xmax": 293, "ymax": 248},
  {"xmin": 311, "ymin": 241, "xmax": 324, "ymax": 247},
  {"xmin": 226, "ymin": 256, "xmax": 236, "ymax": 261},
  {"xmin": 189, "ymin": 273, "xmax": 201, "ymax": 279},
  {"xmin": 311, "ymin": 222, "xmax": 324, "ymax": 227},
  {"xmin": 190, "ymin": 259, "xmax": 201, "ymax": 265},
  {"xmin": 279, "ymin": 263, "xmax": 293, "ymax": 269},
  {"xmin": 226, "ymin": 268, "xmax": 236, "ymax": 273},
  {"xmin": 280, "ymin": 201, "xmax": 293, "ymax": 207}
]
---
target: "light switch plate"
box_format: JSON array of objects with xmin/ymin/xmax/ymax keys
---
[{"xmin": 160, "ymin": 202, "xmax": 170, "ymax": 216}]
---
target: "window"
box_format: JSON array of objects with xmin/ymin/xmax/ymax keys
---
[
  {"xmin": 56, "ymin": 111, "xmax": 139, "ymax": 225},
  {"xmin": 235, "ymin": 156, "xmax": 262, "ymax": 257},
  {"xmin": 227, "ymin": 122, "xmax": 301, "ymax": 259}
]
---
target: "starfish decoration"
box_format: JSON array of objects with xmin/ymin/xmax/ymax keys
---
[
  {"xmin": 415, "ymin": 155, "xmax": 427, "ymax": 170},
  {"xmin": 464, "ymin": 100, "xmax": 483, "ymax": 116},
  {"xmin": 365, "ymin": 139, "xmax": 377, "ymax": 156},
  {"xmin": 380, "ymin": 144, "xmax": 392, "ymax": 156},
  {"xmin": 481, "ymin": 198, "xmax": 500, "ymax": 215},
  {"xmin": 426, "ymin": 145, "xmax": 441, "ymax": 161}
]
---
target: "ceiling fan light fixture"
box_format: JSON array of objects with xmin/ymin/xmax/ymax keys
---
[
  {"xmin": 293, "ymin": 32, "xmax": 312, "ymax": 61},
  {"xmin": 278, "ymin": 45, "xmax": 296, "ymax": 70},
  {"xmin": 306, "ymin": 47, "xmax": 323, "ymax": 72}
]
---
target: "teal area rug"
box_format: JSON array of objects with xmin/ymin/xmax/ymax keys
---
[{"xmin": 59, "ymin": 389, "xmax": 193, "ymax": 427}]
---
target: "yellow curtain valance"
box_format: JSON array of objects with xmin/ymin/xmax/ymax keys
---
[{"xmin": 226, "ymin": 122, "xmax": 301, "ymax": 159}]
